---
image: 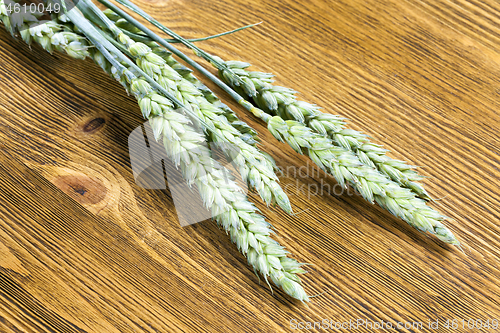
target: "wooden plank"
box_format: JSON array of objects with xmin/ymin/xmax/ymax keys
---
[{"xmin": 0, "ymin": 0, "xmax": 499, "ymax": 331}]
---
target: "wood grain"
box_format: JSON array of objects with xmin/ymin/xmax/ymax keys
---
[{"xmin": 1, "ymin": 0, "xmax": 500, "ymax": 331}]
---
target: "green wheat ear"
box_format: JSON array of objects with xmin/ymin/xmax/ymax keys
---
[
  {"xmin": 261, "ymin": 113, "xmax": 460, "ymax": 246},
  {"xmin": 219, "ymin": 58, "xmax": 431, "ymax": 200}
]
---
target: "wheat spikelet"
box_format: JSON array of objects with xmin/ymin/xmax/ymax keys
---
[{"xmin": 0, "ymin": 1, "xmax": 89, "ymax": 59}]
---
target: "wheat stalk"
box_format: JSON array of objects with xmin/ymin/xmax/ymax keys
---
[
  {"xmin": 216, "ymin": 60, "xmax": 431, "ymax": 200},
  {"xmin": 0, "ymin": 6, "xmax": 311, "ymax": 302}
]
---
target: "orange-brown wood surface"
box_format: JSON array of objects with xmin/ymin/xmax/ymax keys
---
[{"xmin": 1, "ymin": 0, "xmax": 500, "ymax": 332}]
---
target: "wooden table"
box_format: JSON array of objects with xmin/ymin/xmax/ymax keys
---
[{"xmin": 1, "ymin": 0, "xmax": 499, "ymax": 331}]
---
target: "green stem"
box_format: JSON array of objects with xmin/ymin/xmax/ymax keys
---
[
  {"xmin": 122, "ymin": 22, "xmax": 261, "ymax": 44},
  {"xmin": 111, "ymin": 0, "xmax": 224, "ymax": 67}
]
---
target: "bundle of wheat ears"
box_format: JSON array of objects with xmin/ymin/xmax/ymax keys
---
[{"xmin": 0, "ymin": 0, "xmax": 461, "ymax": 304}]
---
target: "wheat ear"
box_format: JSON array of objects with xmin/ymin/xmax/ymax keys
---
[
  {"xmin": 100, "ymin": 54, "xmax": 311, "ymax": 303},
  {"xmin": 132, "ymin": 77, "xmax": 310, "ymax": 302},
  {"xmin": 239, "ymin": 105, "xmax": 459, "ymax": 245},
  {"xmin": 216, "ymin": 59, "xmax": 431, "ymax": 200}
]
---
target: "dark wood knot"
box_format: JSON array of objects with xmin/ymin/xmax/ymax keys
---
[
  {"xmin": 53, "ymin": 174, "xmax": 107, "ymax": 205},
  {"xmin": 82, "ymin": 117, "xmax": 106, "ymax": 133}
]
